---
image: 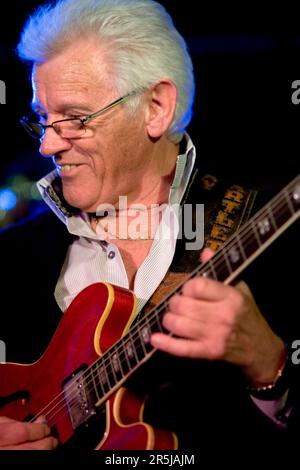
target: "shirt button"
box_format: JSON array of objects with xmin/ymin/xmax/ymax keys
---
[{"xmin": 108, "ymin": 251, "xmax": 115, "ymax": 259}]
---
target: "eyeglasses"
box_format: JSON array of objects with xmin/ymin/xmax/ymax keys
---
[{"xmin": 20, "ymin": 90, "xmax": 139, "ymax": 140}]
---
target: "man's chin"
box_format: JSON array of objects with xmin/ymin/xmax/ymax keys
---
[{"xmin": 62, "ymin": 191, "xmax": 99, "ymax": 213}]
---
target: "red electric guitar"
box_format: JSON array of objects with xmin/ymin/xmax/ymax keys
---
[{"xmin": 0, "ymin": 175, "xmax": 299, "ymax": 449}]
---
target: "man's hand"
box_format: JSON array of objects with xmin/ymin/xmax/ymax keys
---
[
  {"xmin": 151, "ymin": 249, "xmax": 285, "ymax": 386},
  {"xmin": 0, "ymin": 416, "xmax": 58, "ymax": 450}
]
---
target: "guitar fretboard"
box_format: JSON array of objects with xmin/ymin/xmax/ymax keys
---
[{"xmin": 84, "ymin": 176, "xmax": 300, "ymax": 406}]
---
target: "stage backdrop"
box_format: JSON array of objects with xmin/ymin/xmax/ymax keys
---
[{"xmin": 0, "ymin": 1, "xmax": 299, "ymax": 227}]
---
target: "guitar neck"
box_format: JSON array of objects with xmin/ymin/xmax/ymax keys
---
[
  {"xmin": 87, "ymin": 175, "xmax": 300, "ymax": 406},
  {"xmin": 200, "ymin": 175, "xmax": 300, "ymax": 285}
]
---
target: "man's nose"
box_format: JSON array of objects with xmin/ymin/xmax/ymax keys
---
[{"xmin": 39, "ymin": 127, "xmax": 72, "ymax": 157}]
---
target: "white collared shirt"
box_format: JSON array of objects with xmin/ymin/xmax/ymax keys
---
[{"xmin": 37, "ymin": 134, "xmax": 196, "ymax": 314}]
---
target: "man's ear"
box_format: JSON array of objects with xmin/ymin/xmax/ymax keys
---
[{"xmin": 145, "ymin": 80, "xmax": 177, "ymax": 138}]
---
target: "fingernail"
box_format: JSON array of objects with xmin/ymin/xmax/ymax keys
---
[{"xmin": 35, "ymin": 415, "xmax": 48, "ymax": 425}]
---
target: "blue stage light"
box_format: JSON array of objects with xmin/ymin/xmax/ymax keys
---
[{"xmin": 0, "ymin": 189, "xmax": 17, "ymax": 211}]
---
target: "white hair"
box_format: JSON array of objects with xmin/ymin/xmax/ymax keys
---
[{"xmin": 17, "ymin": 0, "xmax": 195, "ymax": 143}]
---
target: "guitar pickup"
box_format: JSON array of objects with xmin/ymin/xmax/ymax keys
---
[{"xmin": 63, "ymin": 368, "xmax": 96, "ymax": 430}]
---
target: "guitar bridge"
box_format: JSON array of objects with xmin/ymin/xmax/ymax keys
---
[{"xmin": 63, "ymin": 368, "xmax": 96, "ymax": 430}]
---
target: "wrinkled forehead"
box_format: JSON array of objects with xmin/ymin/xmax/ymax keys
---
[{"xmin": 31, "ymin": 40, "xmax": 113, "ymax": 111}]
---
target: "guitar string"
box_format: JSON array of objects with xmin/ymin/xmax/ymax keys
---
[
  {"xmin": 29, "ymin": 180, "xmax": 300, "ymax": 426},
  {"xmin": 29, "ymin": 180, "xmax": 300, "ymax": 428},
  {"xmin": 29, "ymin": 180, "xmax": 300, "ymax": 430},
  {"xmin": 34, "ymin": 190, "xmax": 300, "ymax": 431},
  {"xmin": 55, "ymin": 181, "xmax": 300, "ymax": 419},
  {"xmin": 55, "ymin": 176, "xmax": 300, "ymax": 412}
]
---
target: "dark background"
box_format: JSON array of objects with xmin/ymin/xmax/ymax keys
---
[{"xmin": 0, "ymin": 1, "xmax": 299, "ymax": 227}]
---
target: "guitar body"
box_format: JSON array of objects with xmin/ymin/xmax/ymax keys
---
[
  {"xmin": 1, "ymin": 176, "xmax": 299, "ymax": 450},
  {"xmin": 98, "ymin": 388, "xmax": 177, "ymax": 450},
  {"xmin": 0, "ymin": 283, "xmax": 177, "ymax": 450}
]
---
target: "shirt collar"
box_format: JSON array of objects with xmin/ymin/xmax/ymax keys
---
[
  {"xmin": 37, "ymin": 132, "xmax": 196, "ymax": 231},
  {"xmin": 169, "ymin": 133, "xmax": 196, "ymax": 206}
]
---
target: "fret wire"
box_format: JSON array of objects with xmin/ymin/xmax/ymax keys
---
[
  {"xmin": 103, "ymin": 193, "xmax": 295, "ymax": 379},
  {"xmin": 92, "ymin": 362, "xmax": 106, "ymax": 397},
  {"xmin": 79, "ymin": 178, "xmax": 300, "ymax": 408},
  {"xmin": 268, "ymin": 206, "xmax": 278, "ymax": 230},
  {"xmin": 101, "ymin": 361, "xmax": 112, "ymax": 390},
  {"xmin": 128, "ymin": 329, "xmax": 140, "ymax": 364},
  {"xmin": 133, "ymin": 322, "xmax": 145, "ymax": 356},
  {"xmin": 208, "ymin": 259, "xmax": 217, "ymax": 280},
  {"xmin": 231, "ymin": 181, "xmax": 293, "ymax": 254},
  {"xmin": 144, "ymin": 316, "xmax": 153, "ymax": 345},
  {"xmin": 154, "ymin": 302, "xmax": 167, "ymax": 332},
  {"xmin": 136, "ymin": 315, "xmax": 154, "ymax": 355},
  {"xmin": 107, "ymin": 355, "xmax": 118, "ymax": 387},
  {"xmin": 285, "ymin": 187, "xmax": 296, "ymax": 214},
  {"xmin": 91, "ymin": 362, "xmax": 106, "ymax": 396},
  {"xmin": 250, "ymin": 218, "xmax": 262, "ymax": 246},
  {"xmin": 145, "ymin": 314, "xmax": 154, "ymax": 333},
  {"xmin": 223, "ymin": 249, "xmax": 233, "ymax": 274},
  {"xmin": 117, "ymin": 351, "xmax": 125, "ymax": 375},
  {"xmin": 138, "ymin": 329, "xmax": 148, "ymax": 355},
  {"xmin": 234, "ymin": 182, "xmax": 297, "ymax": 252},
  {"xmin": 110, "ymin": 345, "xmax": 124, "ymax": 376},
  {"xmin": 37, "ymin": 179, "xmax": 300, "ymax": 429},
  {"xmin": 31, "ymin": 193, "xmax": 300, "ymax": 428},
  {"xmin": 95, "ymin": 345, "xmax": 128, "ymax": 396},
  {"xmin": 207, "ymin": 179, "xmax": 299, "ymax": 277},
  {"xmin": 132, "ymin": 317, "xmax": 155, "ymax": 351},
  {"xmin": 98, "ymin": 186, "xmax": 300, "ymax": 381},
  {"xmin": 122, "ymin": 337, "xmax": 133, "ymax": 371},
  {"xmin": 235, "ymin": 232, "xmax": 247, "ymax": 261},
  {"xmin": 48, "ymin": 189, "xmax": 300, "ymax": 428},
  {"xmin": 91, "ymin": 365, "xmax": 100, "ymax": 401}
]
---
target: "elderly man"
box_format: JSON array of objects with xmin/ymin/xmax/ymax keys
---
[{"xmin": 0, "ymin": 0, "xmax": 299, "ymax": 452}]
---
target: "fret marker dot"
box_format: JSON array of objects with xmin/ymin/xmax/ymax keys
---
[{"xmin": 293, "ymin": 186, "xmax": 300, "ymax": 202}]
